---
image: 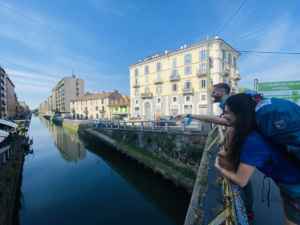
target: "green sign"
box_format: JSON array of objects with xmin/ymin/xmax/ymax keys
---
[
  {"xmin": 258, "ymin": 81, "xmax": 300, "ymax": 91},
  {"xmin": 257, "ymin": 80, "xmax": 300, "ymax": 105}
]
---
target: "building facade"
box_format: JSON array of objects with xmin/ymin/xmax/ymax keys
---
[
  {"xmin": 0, "ymin": 67, "xmax": 7, "ymax": 118},
  {"xmin": 129, "ymin": 37, "xmax": 240, "ymax": 120},
  {"xmin": 6, "ymin": 76, "xmax": 17, "ymax": 118},
  {"xmin": 70, "ymin": 91, "xmax": 130, "ymax": 120},
  {"xmin": 52, "ymin": 75, "xmax": 84, "ymax": 113}
]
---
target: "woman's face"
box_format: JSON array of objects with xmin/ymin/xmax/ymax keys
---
[{"xmin": 223, "ymin": 105, "xmax": 236, "ymax": 124}]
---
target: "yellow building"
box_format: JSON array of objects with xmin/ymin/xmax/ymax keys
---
[
  {"xmin": 129, "ymin": 37, "xmax": 240, "ymax": 120},
  {"xmin": 70, "ymin": 91, "xmax": 130, "ymax": 120}
]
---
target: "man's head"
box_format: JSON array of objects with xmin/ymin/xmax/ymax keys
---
[{"xmin": 211, "ymin": 83, "xmax": 231, "ymax": 103}]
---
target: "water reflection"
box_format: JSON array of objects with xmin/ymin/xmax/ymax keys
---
[
  {"xmin": 19, "ymin": 117, "xmax": 190, "ymax": 225},
  {"xmin": 41, "ymin": 118, "xmax": 86, "ymax": 162}
]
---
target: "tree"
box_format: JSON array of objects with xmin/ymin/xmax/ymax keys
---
[{"xmin": 291, "ymin": 90, "xmax": 300, "ymax": 104}]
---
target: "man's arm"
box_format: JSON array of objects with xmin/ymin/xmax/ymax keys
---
[{"xmin": 190, "ymin": 114, "xmax": 231, "ymax": 126}]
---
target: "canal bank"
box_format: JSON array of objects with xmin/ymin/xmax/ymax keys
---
[
  {"xmin": 0, "ymin": 136, "xmax": 31, "ymax": 225},
  {"xmin": 60, "ymin": 119, "xmax": 207, "ymax": 192},
  {"xmin": 18, "ymin": 117, "xmax": 190, "ymax": 225}
]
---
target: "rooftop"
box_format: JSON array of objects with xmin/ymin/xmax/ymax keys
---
[{"xmin": 129, "ymin": 36, "xmax": 239, "ymax": 67}]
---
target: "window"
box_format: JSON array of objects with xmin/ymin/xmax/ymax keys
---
[
  {"xmin": 184, "ymin": 81, "xmax": 191, "ymax": 89},
  {"xmin": 135, "ymin": 100, "xmax": 138, "ymax": 104},
  {"xmin": 222, "ymin": 50, "xmax": 226, "ymax": 61},
  {"xmin": 156, "ymin": 85, "xmax": 162, "ymax": 95},
  {"xmin": 186, "ymin": 96, "xmax": 190, "ymax": 102},
  {"xmin": 135, "ymin": 88, "xmax": 140, "ymax": 96},
  {"xmin": 200, "ymin": 63, "xmax": 207, "ymax": 73},
  {"xmin": 228, "ymin": 53, "xmax": 232, "ymax": 65},
  {"xmin": 96, "ymin": 106, "xmax": 98, "ymax": 110},
  {"xmin": 201, "ymin": 94, "xmax": 206, "ymax": 101},
  {"xmin": 156, "ymin": 62, "xmax": 161, "ymax": 72},
  {"xmin": 184, "ymin": 66, "xmax": 192, "ymax": 75},
  {"xmin": 173, "ymin": 97, "xmax": 177, "ymax": 102},
  {"xmin": 184, "ymin": 53, "xmax": 192, "ymax": 65},
  {"xmin": 145, "ymin": 86, "xmax": 150, "ymax": 93},
  {"xmin": 157, "ymin": 98, "xmax": 161, "ymax": 103},
  {"xmin": 144, "ymin": 65, "xmax": 149, "ymax": 75},
  {"xmin": 201, "ymin": 79, "xmax": 206, "ymax": 88},
  {"xmin": 172, "ymin": 58, "xmax": 177, "ymax": 68},
  {"xmin": 172, "ymin": 83, "xmax": 177, "ymax": 92},
  {"xmin": 233, "ymin": 57, "xmax": 237, "ymax": 69},
  {"xmin": 200, "ymin": 49, "xmax": 207, "ymax": 61},
  {"xmin": 134, "ymin": 68, "xmax": 139, "ymax": 76}
]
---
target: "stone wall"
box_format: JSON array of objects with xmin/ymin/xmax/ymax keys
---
[{"xmin": 80, "ymin": 127, "xmax": 207, "ymax": 191}]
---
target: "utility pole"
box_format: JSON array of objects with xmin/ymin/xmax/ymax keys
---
[{"xmin": 254, "ymin": 78, "xmax": 259, "ymax": 91}]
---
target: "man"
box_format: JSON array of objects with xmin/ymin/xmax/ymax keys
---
[
  {"xmin": 211, "ymin": 83, "xmax": 231, "ymax": 112},
  {"xmin": 177, "ymin": 83, "xmax": 254, "ymax": 222}
]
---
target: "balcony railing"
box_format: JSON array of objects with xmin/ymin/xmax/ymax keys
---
[
  {"xmin": 154, "ymin": 77, "xmax": 163, "ymax": 84},
  {"xmin": 232, "ymin": 73, "xmax": 241, "ymax": 81},
  {"xmin": 169, "ymin": 71, "xmax": 180, "ymax": 81},
  {"xmin": 141, "ymin": 92, "xmax": 153, "ymax": 99},
  {"xmin": 182, "ymin": 87, "xmax": 194, "ymax": 95},
  {"xmin": 133, "ymin": 83, "xmax": 140, "ymax": 88}
]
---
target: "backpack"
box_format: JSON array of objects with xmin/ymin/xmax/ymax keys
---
[{"xmin": 255, "ymin": 98, "xmax": 300, "ymax": 161}]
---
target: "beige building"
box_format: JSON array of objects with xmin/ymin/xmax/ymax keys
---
[
  {"xmin": 129, "ymin": 37, "xmax": 240, "ymax": 120},
  {"xmin": 70, "ymin": 90, "xmax": 130, "ymax": 120},
  {"xmin": 52, "ymin": 75, "xmax": 84, "ymax": 113}
]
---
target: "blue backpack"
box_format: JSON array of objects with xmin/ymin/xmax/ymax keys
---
[{"xmin": 255, "ymin": 98, "xmax": 300, "ymax": 161}]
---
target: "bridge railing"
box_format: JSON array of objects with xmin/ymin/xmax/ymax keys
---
[{"xmin": 93, "ymin": 119, "xmax": 211, "ymax": 133}]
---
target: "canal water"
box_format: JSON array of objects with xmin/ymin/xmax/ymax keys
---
[{"xmin": 18, "ymin": 117, "xmax": 190, "ymax": 225}]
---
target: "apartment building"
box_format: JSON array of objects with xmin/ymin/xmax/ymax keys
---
[
  {"xmin": 6, "ymin": 76, "xmax": 18, "ymax": 118},
  {"xmin": 52, "ymin": 75, "xmax": 84, "ymax": 113},
  {"xmin": 129, "ymin": 37, "xmax": 240, "ymax": 120},
  {"xmin": 70, "ymin": 90, "xmax": 130, "ymax": 120},
  {"xmin": 0, "ymin": 67, "xmax": 6, "ymax": 118}
]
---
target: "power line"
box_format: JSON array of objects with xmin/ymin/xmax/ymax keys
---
[
  {"xmin": 215, "ymin": 0, "xmax": 248, "ymax": 35},
  {"xmin": 239, "ymin": 50, "xmax": 300, "ymax": 55}
]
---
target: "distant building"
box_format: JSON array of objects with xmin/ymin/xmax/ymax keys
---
[
  {"xmin": 17, "ymin": 101, "xmax": 30, "ymax": 117},
  {"xmin": 70, "ymin": 90, "xmax": 130, "ymax": 120},
  {"xmin": 0, "ymin": 67, "xmax": 7, "ymax": 118},
  {"xmin": 38, "ymin": 75, "xmax": 85, "ymax": 115},
  {"xmin": 0, "ymin": 66, "xmax": 19, "ymax": 119},
  {"xmin": 129, "ymin": 37, "xmax": 240, "ymax": 120},
  {"xmin": 52, "ymin": 75, "xmax": 84, "ymax": 113},
  {"xmin": 6, "ymin": 75, "xmax": 17, "ymax": 118}
]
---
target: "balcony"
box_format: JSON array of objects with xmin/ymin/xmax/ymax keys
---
[
  {"xmin": 133, "ymin": 83, "xmax": 140, "ymax": 88},
  {"xmin": 141, "ymin": 92, "xmax": 153, "ymax": 99},
  {"xmin": 232, "ymin": 72, "xmax": 241, "ymax": 81},
  {"xmin": 224, "ymin": 64, "xmax": 231, "ymax": 74},
  {"xmin": 169, "ymin": 71, "xmax": 180, "ymax": 82},
  {"xmin": 182, "ymin": 87, "xmax": 194, "ymax": 95},
  {"xmin": 154, "ymin": 76, "xmax": 163, "ymax": 84}
]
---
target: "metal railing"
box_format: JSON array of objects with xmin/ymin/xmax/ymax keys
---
[{"xmin": 93, "ymin": 119, "xmax": 210, "ymax": 133}]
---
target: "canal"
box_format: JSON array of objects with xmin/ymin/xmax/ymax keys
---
[{"xmin": 17, "ymin": 116, "xmax": 190, "ymax": 225}]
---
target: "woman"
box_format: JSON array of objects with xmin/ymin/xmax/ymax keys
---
[{"xmin": 215, "ymin": 93, "xmax": 300, "ymax": 225}]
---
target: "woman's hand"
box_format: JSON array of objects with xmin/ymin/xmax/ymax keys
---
[{"xmin": 215, "ymin": 155, "xmax": 226, "ymax": 173}]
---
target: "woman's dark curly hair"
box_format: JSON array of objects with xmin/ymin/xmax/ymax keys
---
[{"xmin": 224, "ymin": 93, "xmax": 257, "ymax": 171}]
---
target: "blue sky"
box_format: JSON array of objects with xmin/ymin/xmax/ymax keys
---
[{"xmin": 0, "ymin": 0, "xmax": 299, "ymax": 109}]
